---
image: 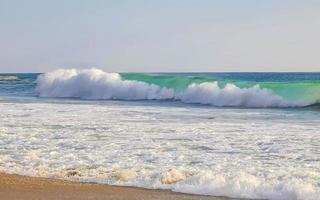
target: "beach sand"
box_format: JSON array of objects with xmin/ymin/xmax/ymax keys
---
[{"xmin": 0, "ymin": 173, "xmax": 232, "ymax": 200}]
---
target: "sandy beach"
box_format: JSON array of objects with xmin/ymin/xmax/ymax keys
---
[{"xmin": 0, "ymin": 173, "xmax": 232, "ymax": 200}]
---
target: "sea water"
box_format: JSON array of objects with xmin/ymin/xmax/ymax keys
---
[{"xmin": 0, "ymin": 69, "xmax": 319, "ymax": 200}]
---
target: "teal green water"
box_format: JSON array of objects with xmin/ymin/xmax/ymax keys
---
[
  {"xmin": 121, "ymin": 73, "xmax": 320, "ymax": 103},
  {"xmin": 0, "ymin": 72, "xmax": 320, "ymax": 106}
]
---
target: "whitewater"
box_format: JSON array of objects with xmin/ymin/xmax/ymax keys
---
[
  {"xmin": 35, "ymin": 68, "xmax": 320, "ymax": 108},
  {"xmin": 0, "ymin": 69, "xmax": 320, "ymax": 200}
]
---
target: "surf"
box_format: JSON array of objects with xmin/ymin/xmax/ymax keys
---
[{"xmin": 35, "ymin": 68, "xmax": 320, "ymax": 108}]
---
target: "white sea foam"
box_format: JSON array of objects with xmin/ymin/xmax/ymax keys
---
[
  {"xmin": 0, "ymin": 99, "xmax": 320, "ymax": 199},
  {"xmin": 171, "ymin": 171, "xmax": 319, "ymax": 200},
  {"xmin": 35, "ymin": 68, "xmax": 308, "ymax": 108}
]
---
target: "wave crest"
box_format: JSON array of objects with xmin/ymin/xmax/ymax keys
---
[
  {"xmin": 36, "ymin": 69, "xmax": 306, "ymax": 108},
  {"xmin": 178, "ymin": 82, "xmax": 290, "ymax": 107},
  {"xmin": 36, "ymin": 69, "xmax": 174, "ymax": 100}
]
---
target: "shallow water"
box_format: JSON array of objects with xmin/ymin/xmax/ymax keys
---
[{"xmin": 0, "ymin": 97, "xmax": 319, "ymax": 200}]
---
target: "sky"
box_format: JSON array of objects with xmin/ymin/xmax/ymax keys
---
[{"xmin": 0, "ymin": 0, "xmax": 320, "ymax": 72}]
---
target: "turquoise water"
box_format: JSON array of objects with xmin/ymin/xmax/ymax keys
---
[
  {"xmin": 121, "ymin": 73, "xmax": 320, "ymax": 104},
  {"xmin": 1, "ymin": 71, "xmax": 319, "ymax": 107}
]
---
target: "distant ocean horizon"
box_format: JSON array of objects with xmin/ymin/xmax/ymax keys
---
[{"xmin": 0, "ymin": 69, "xmax": 320, "ymax": 200}]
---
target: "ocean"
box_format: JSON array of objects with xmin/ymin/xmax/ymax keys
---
[{"xmin": 0, "ymin": 69, "xmax": 320, "ymax": 200}]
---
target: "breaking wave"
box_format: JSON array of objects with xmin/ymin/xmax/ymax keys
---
[{"xmin": 36, "ymin": 69, "xmax": 320, "ymax": 108}]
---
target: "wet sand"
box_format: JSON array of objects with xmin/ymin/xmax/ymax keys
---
[{"xmin": 0, "ymin": 173, "xmax": 233, "ymax": 200}]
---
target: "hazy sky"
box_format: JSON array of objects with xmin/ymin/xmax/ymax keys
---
[{"xmin": 0, "ymin": 0, "xmax": 320, "ymax": 72}]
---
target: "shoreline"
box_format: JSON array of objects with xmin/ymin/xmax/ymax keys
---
[{"xmin": 0, "ymin": 173, "xmax": 234, "ymax": 200}]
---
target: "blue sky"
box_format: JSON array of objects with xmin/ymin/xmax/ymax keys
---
[{"xmin": 0, "ymin": 0, "xmax": 319, "ymax": 72}]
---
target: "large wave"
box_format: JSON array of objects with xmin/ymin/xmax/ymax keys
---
[
  {"xmin": 36, "ymin": 69, "xmax": 174, "ymax": 100},
  {"xmin": 36, "ymin": 68, "xmax": 317, "ymax": 108}
]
